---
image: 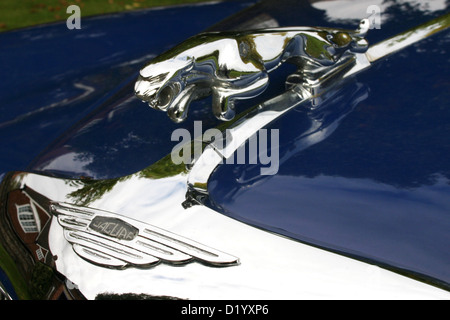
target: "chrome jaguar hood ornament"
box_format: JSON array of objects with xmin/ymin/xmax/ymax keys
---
[{"xmin": 134, "ymin": 19, "xmax": 369, "ymax": 122}]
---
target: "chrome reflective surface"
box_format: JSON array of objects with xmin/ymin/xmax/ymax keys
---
[
  {"xmin": 134, "ymin": 20, "xmax": 369, "ymax": 122},
  {"xmin": 2, "ymin": 166, "xmax": 449, "ymax": 299}
]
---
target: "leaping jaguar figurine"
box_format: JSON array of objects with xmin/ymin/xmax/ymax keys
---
[{"xmin": 134, "ymin": 19, "xmax": 370, "ymax": 122}]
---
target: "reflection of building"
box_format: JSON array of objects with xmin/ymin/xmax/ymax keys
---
[
  {"xmin": 7, "ymin": 186, "xmax": 52, "ymax": 265},
  {"xmin": 2, "ymin": 180, "xmax": 83, "ymax": 299}
]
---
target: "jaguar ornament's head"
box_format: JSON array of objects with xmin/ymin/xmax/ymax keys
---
[
  {"xmin": 305, "ymin": 19, "xmax": 370, "ymax": 66},
  {"xmin": 331, "ymin": 18, "xmax": 370, "ymax": 54},
  {"xmin": 134, "ymin": 57, "xmax": 196, "ymax": 122}
]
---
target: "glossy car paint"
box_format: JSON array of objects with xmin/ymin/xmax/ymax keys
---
[
  {"xmin": 0, "ymin": 1, "xmax": 256, "ymax": 179},
  {"xmin": 208, "ymin": 1, "xmax": 450, "ymax": 289}
]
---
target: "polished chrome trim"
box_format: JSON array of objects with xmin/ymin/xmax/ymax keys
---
[
  {"xmin": 0, "ymin": 282, "xmax": 13, "ymax": 300},
  {"xmin": 51, "ymin": 202, "xmax": 239, "ymax": 269},
  {"xmin": 366, "ymin": 12, "xmax": 450, "ymax": 63}
]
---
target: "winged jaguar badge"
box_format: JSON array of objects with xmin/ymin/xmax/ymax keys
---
[{"xmin": 51, "ymin": 202, "xmax": 239, "ymax": 269}]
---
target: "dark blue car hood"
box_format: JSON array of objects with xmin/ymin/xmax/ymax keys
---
[
  {"xmin": 208, "ymin": 2, "xmax": 450, "ymax": 288},
  {"xmin": 0, "ymin": 0, "xmax": 256, "ymax": 178},
  {"xmin": 1, "ymin": 0, "xmax": 449, "ymax": 290}
]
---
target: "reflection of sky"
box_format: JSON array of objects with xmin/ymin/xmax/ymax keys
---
[
  {"xmin": 90, "ymin": 174, "xmax": 188, "ymax": 226},
  {"xmin": 39, "ymin": 152, "xmax": 95, "ymax": 177},
  {"xmin": 311, "ymin": 0, "xmax": 447, "ymax": 23}
]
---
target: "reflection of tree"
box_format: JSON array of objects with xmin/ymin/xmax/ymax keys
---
[
  {"xmin": 0, "ymin": 242, "xmax": 30, "ymax": 300},
  {"xmin": 68, "ymin": 178, "xmax": 121, "ymax": 206},
  {"xmin": 96, "ymin": 292, "xmax": 183, "ymax": 300},
  {"xmin": 68, "ymin": 153, "xmax": 187, "ymax": 206},
  {"xmin": 138, "ymin": 153, "xmax": 187, "ymax": 179},
  {"xmin": 8, "ymin": 172, "xmax": 26, "ymax": 191},
  {"xmin": 29, "ymin": 262, "xmax": 54, "ymax": 300}
]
